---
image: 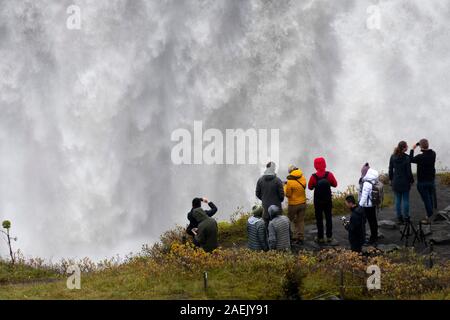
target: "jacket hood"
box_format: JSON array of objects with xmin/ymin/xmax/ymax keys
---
[
  {"xmin": 314, "ymin": 157, "xmax": 327, "ymax": 173},
  {"xmin": 248, "ymin": 216, "xmax": 262, "ymax": 225},
  {"xmin": 268, "ymin": 205, "xmax": 281, "ymax": 220},
  {"xmin": 287, "ymin": 169, "xmax": 303, "ymax": 180},
  {"xmin": 361, "ymin": 163, "xmax": 370, "ymax": 178},
  {"xmin": 363, "ymin": 168, "xmax": 379, "ymax": 182},
  {"xmin": 264, "ymin": 162, "xmax": 277, "ymax": 176},
  {"xmin": 192, "ymin": 208, "xmax": 208, "ymax": 223}
]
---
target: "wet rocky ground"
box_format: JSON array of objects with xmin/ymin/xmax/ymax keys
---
[{"xmin": 295, "ymin": 179, "xmax": 450, "ymax": 260}]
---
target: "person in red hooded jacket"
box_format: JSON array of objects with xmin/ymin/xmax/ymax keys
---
[{"xmin": 308, "ymin": 157, "xmax": 338, "ymax": 244}]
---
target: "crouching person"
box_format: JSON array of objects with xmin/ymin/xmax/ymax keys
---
[
  {"xmin": 247, "ymin": 205, "xmax": 268, "ymax": 251},
  {"xmin": 267, "ymin": 205, "xmax": 291, "ymax": 251},
  {"xmin": 191, "ymin": 205, "xmax": 218, "ymax": 253},
  {"xmin": 187, "ymin": 197, "xmax": 217, "ymax": 237},
  {"xmin": 344, "ymin": 195, "xmax": 366, "ymax": 253}
]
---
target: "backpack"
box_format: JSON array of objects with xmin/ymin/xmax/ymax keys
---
[
  {"xmin": 313, "ymin": 172, "xmax": 332, "ymax": 201},
  {"xmin": 367, "ymin": 180, "xmax": 384, "ymax": 209}
]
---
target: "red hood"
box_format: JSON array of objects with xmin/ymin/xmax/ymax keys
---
[{"xmin": 314, "ymin": 157, "xmax": 327, "ymax": 174}]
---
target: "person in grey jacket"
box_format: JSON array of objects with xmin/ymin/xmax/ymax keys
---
[
  {"xmin": 247, "ymin": 206, "xmax": 268, "ymax": 251},
  {"xmin": 256, "ymin": 162, "xmax": 285, "ymax": 224},
  {"xmin": 267, "ymin": 205, "xmax": 291, "ymax": 251}
]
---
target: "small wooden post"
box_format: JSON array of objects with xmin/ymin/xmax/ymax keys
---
[{"xmin": 203, "ymin": 271, "xmax": 208, "ymax": 293}]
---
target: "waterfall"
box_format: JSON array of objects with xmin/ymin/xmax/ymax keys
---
[{"xmin": 0, "ymin": 0, "xmax": 449, "ymax": 259}]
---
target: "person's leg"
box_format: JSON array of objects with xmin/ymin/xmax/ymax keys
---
[
  {"xmin": 315, "ymin": 202, "xmax": 324, "ymax": 240},
  {"xmin": 424, "ymin": 182, "xmax": 434, "ymax": 217},
  {"xmin": 403, "ymin": 191, "xmax": 410, "ymax": 220},
  {"xmin": 324, "ymin": 201, "xmax": 333, "ymax": 239},
  {"xmin": 417, "ymin": 182, "xmax": 433, "ymax": 217},
  {"xmin": 432, "ymin": 181, "xmax": 438, "ymax": 209},
  {"xmin": 395, "ymin": 192, "xmax": 402, "ymax": 219},
  {"xmin": 297, "ymin": 204, "xmax": 306, "ymax": 241},
  {"xmin": 365, "ymin": 207, "xmax": 378, "ymax": 242},
  {"xmin": 287, "ymin": 205, "xmax": 299, "ymax": 241}
]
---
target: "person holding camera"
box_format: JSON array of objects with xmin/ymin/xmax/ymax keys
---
[
  {"xmin": 344, "ymin": 195, "xmax": 366, "ymax": 253},
  {"xmin": 187, "ymin": 197, "xmax": 218, "ymax": 253},
  {"xmin": 186, "ymin": 197, "xmax": 217, "ymax": 237},
  {"xmin": 389, "ymin": 141, "xmax": 414, "ymax": 224},
  {"xmin": 410, "ymin": 139, "xmax": 436, "ymax": 224}
]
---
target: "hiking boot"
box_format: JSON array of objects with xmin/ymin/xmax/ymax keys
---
[
  {"xmin": 315, "ymin": 237, "xmax": 325, "ymax": 244},
  {"xmin": 397, "ymin": 217, "xmax": 404, "ymax": 225},
  {"xmin": 326, "ymin": 237, "xmax": 334, "ymax": 244},
  {"xmin": 421, "ymin": 217, "xmax": 431, "ymax": 225}
]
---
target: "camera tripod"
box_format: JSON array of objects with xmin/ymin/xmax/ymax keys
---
[{"xmin": 400, "ymin": 220, "xmax": 427, "ymax": 247}]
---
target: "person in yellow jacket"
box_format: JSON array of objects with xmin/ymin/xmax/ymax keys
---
[{"xmin": 284, "ymin": 164, "xmax": 307, "ymax": 244}]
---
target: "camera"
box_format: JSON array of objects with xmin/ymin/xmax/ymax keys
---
[
  {"xmin": 341, "ymin": 216, "xmax": 349, "ymax": 228},
  {"xmin": 416, "ymin": 142, "xmax": 420, "ymax": 147}
]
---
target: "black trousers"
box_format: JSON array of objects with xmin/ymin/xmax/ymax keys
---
[
  {"xmin": 314, "ymin": 201, "xmax": 333, "ymax": 239},
  {"xmin": 364, "ymin": 206, "xmax": 378, "ymax": 242}
]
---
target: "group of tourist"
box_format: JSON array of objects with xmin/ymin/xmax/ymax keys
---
[{"xmin": 185, "ymin": 139, "xmax": 436, "ymax": 253}]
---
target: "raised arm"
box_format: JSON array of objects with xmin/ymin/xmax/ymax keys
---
[{"xmin": 205, "ymin": 202, "xmax": 217, "ymax": 217}]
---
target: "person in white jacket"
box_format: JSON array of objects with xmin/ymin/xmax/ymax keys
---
[{"xmin": 359, "ymin": 166, "xmax": 379, "ymax": 245}]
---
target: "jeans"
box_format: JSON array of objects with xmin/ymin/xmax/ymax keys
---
[
  {"xmin": 417, "ymin": 181, "xmax": 435, "ymax": 217},
  {"xmin": 394, "ymin": 191, "xmax": 410, "ymax": 219},
  {"xmin": 314, "ymin": 201, "xmax": 333, "ymax": 239}
]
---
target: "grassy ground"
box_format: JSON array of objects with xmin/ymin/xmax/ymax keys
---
[
  {"xmin": 0, "ymin": 180, "xmax": 445, "ymax": 300},
  {"xmin": 438, "ymin": 172, "xmax": 450, "ymax": 186},
  {"xmin": 1, "ymin": 244, "xmax": 449, "ymax": 300}
]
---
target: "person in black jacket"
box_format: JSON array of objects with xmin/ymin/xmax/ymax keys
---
[
  {"xmin": 389, "ymin": 141, "xmax": 414, "ymax": 224},
  {"xmin": 344, "ymin": 195, "xmax": 366, "ymax": 253},
  {"xmin": 186, "ymin": 197, "xmax": 217, "ymax": 236},
  {"xmin": 255, "ymin": 162, "xmax": 285, "ymax": 225},
  {"xmin": 410, "ymin": 139, "xmax": 436, "ymax": 223}
]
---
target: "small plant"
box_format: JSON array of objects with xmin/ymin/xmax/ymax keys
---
[
  {"xmin": 438, "ymin": 172, "xmax": 450, "ymax": 186},
  {"xmin": 1, "ymin": 220, "xmax": 17, "ymax": 265}
]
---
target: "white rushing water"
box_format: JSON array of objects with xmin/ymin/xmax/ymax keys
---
[{"xmin": 0, "ymin": 0, "xmax": 449, "ymax": 260}]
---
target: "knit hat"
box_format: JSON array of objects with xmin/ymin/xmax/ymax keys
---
[
  {"xmin": 288, "ymin": 164, "xmax": 298, "ymax": 173},
  {"xmin": 361, "ymin": 163, "xmax": 370, "ymax": 178}
]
